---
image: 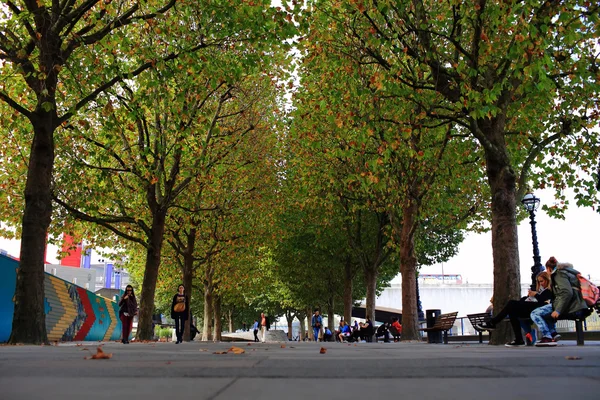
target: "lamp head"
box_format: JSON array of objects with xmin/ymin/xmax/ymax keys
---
[{"xmin": 521, "ymin": 192, "xmax": 540, "ymax": 212}]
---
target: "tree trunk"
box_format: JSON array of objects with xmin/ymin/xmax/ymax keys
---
[
  {"xmin": 9, "ymin": 117, "xmax": 55, "ymax": 345},
  {"xmin": 364, "ymin": 266, "xmax": 377, "ymax": 341},
  {"xmin": 228, "ymin": 308, "xmax": 234, "ymax": 333},
  {"xmin": 202, "ymin": 279, "xmax": 214, "ymax": 341},
  {"xmin": 136, "ymin": 209, "xmax": 167, "ymax": 341},
  {"xmin": 213, "ymin": 294, "xmax": 222, "ymax": 341},
  {"xmin": 484, "ymin": 125, "xmax": 521, "ymax": 344},
  {"xmin": 306, "ymin": 307, "xmax": 315, "ymax": 340},
  {"xmin": 398, "ymin": 200, "xmax": 420, "ymax": 341},
  {"xmin": 327, "ymin": 297, "xmax": 335, "ymax": 334},
  {"xmin": 343, "ymin": 257, "xmax": 353, "ymax": 325},
  {"xmin": 182, "ymin": 254, "xmax": 194, "ymax": 342},
  {"xmin": 298, "ymin": 313, "xmax": 306, "ymax": 341},
  {"xmin": 285, "ymin": 310, "xmax": 294, "ymax": 340}
]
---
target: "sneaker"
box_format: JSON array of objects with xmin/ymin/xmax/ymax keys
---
[
  {"xmin": 551, "ymin": 332, "xmax": 561, "ymax": 342},
  {"xmin": 476, "ymin": 321, "xmax": 496, "ymax": 331},
  {"xmin": 535, "ymin": 337, "xmax": 557, "ymax": 347},
  {"xmin": 505, "ymin": 340, "xmax": 526, "ymax": 348},
  {"xmin": 525, "ymin": 333, "xmax": 533, "ymax": 346}
]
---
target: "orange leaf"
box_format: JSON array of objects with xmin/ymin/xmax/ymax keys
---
[
  {"xmin": 319, "ymin": 347, "xmax": 327, "ymax": 354},
  {"xmin": 89, "ymin": 346, "xmax": 112, "ymax": 360},
  {"xmin": 228, "ymin": 346, "xmax": 245, "ymax": 354}
]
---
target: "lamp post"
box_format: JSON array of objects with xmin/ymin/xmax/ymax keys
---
[{"xmin": 521, "ymin": 192, "xmax": 543, "ymax": 290}]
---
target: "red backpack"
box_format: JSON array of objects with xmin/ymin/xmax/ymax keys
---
[{"xmin": 576, "ymin": 274, "xmax": 600, "ymax": 307}]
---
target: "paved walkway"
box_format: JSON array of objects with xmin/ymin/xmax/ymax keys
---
[{"xmin": 1, "ymin": 340, "xmax": 599, "ymax": 399}]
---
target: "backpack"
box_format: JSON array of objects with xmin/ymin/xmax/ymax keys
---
[{"xmin": 576, "ymin": 274, "xmax": 600, "ymax": 307}]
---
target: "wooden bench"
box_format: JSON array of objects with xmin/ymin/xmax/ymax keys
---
[
  {"xmin": 419, "ymin": 312, "xmax": 458, "ymax": 344},
  {"xmin": 467, "ymin": 312, "xmax": 493, "ymax": 343}
]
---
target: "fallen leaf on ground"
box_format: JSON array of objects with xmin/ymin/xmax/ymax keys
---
[
  {"xmin": 565, "ymin": 356, "xmax": 582, "ymax": 360},
  {"xmin": 247, "ymin": 343, "xmax": 252, "ymax": 346},
  {"xmin": 86, "ymin": 347, "xmax": 112, "ymax": 360},
  {"xmin": 199, "ymin": 349, "xmax": 208, "ymax": 352},
  {"xmin": 229, "ymin": 346, "xmax": 245, "ymax": 354},
  {"xmin": 280, "ymin": 345, "xmax": 286, "ymax": 348},
  {"xmin": 213, "ymin": 351, "xmax": 228, "ymax": 354},
  {"xmin": 81, "ymin": 348, "xmax": 89, "ymax": 351},
  {"xmin": 319, "ymin": 347, "xmax": 327, "ymax": 354}
]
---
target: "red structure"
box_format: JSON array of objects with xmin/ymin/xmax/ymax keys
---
[{"xmin": 60, "ymin": 235, "xmax": 82, "ymax": 268}]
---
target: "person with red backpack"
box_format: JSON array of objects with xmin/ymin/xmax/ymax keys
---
[{"xmin": 530, "ymin": 258, "xmax": 588, "ymax": 347}]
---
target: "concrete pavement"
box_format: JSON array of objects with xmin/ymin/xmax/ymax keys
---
[{"xmin": 1, "ymin": 340, "xmax": 599, "ymax": 399}]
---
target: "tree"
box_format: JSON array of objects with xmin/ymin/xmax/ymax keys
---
[
  {"xmin": 0, "ymin": 0, "xmax": 191, "ymax": 344},
  {"xmin": 303, "ymin": 0, "xmax": 600, "ymax": 343}
]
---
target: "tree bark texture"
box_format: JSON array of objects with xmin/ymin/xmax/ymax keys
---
[
  {"xmin": 398, "ymin": 201, "xmax": 420, "ymax": 341},
  {"xmin": 10, "ymin": 117, "xmax": 55, "ymax": 345},
  {"xmin": 136, "ymin": 210, "xmax": 167, "ymax": 341},
  {"xmin": 213, "ymin": 294, "xmax": 222, "ymax": 341},
  {"xmin": 182, "ymin": 254, "xmax": 194, "ymax": 342},
  {"xmin": 343, "ymin": 257, "xmax": 353, "ymax": 325},
  {"xmin": 202, "ymin": 281, "xmax": 214, "ymax": 341},
  {"xmin": 482, "ymin": 122, "xmax": 522, "ymax": 345}
]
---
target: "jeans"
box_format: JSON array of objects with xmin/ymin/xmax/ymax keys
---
[
  {"xmin": 174, "ymin": 316, "xmax": 185, "ymax": 342},
  {"xmin": 313, "ymin": 327, "xmax": 320, "ymax": 342},
  {"xmin": 530, "ymin": 304, "xmax": 554, "ymax": 338},
  {"xmin": 120, "ymin": 313, "xmax": 133, "ymax": 341}
]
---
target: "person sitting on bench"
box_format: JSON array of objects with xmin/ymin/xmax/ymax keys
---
[
  {"xmin": 531, "ymin": 259, "xmax": 588, "ymax": 347},
  {"xmin": 390, "ymin": 317, "xmax": 402, "ymax": 341},
  {"xmin": 477, "ymin": 269, "xmax": 556, "ymax": 347},
  {"xmin": 323, "ymin": 326, "xmax": 333, "ymax": 342},
  {"xmin": 338, "ymin": 321, "xmax": 351, "ymax": 342},
  {"xmin": 376, "ymin": 322, "xmax": 390, "ymax": 343}
]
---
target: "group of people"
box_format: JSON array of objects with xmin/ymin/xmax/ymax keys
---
[
  {"xmin": 477, "ymin": 256, "xmax": 588, "ymax": 347},
  {"xmin": 118, "ymin": 283, "xmax": 196, "ymax": 344},
  {"xmin": 252, "ymin": 313, "xmax": 270, "ymax": 342}
]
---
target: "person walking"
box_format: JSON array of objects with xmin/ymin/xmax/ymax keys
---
[
  {"xmin": 311, "ymin": 309, "xmax": 323, "ymax": 342},
  {"xmin": 118, "ymin": 285, "xmax": 137, "ymax": 344},
  {"xmin": 252, "ymin": 319, "xmax": 260, "ymax": 342},
  {"xmin": 260, "ymin": 312, "xmax": 269, "ymax": 343},
  {"xmin": 171, "ymin": 284, "xmax": 189, "ymax": 344}
]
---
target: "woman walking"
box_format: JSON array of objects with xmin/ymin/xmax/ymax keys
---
[
  {"xmin": 171, "ymin": 284, "xmax": 189, "ymax": 344},
  {"xmin": 118, "ymin": 285, "xmax": 137, "ymax": 344}
]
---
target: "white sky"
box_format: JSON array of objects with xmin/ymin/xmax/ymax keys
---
[
  {"xmin": 409, "ymin": 189, "xmax": 600, "ymax": 284},
  {"xmin": 1, "ymin": 190, "xmax": 599, "ymax": 283}
]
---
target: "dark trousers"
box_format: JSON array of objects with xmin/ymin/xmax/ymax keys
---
[
  {"xmin": 253, "ymin": 329, "xmax": 259, "ymax": 342},
  {"xmin": 490, "ymin": 300, "xmax": 540, "ymax": 343},
  {"xmin": 174, "ymin": 316, "xmax": 185, "ymax": 342},
  {"xmin": 120, "ymin": 313, "xmax": 133, "ymax": 341}
]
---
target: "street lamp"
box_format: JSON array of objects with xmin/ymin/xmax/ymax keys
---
[{"xmin": 521, "ymin": 192, "xmax": 543, "ymax": 290}]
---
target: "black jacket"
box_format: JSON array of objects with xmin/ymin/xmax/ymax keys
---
[{"xmin": 171, "ymin": 293, "xmax": 189, "ymax": 320}]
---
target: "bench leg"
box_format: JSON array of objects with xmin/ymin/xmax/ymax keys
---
[
  {"xmin": 443, "ymin": 331, "xmax": 448, "ymax": 344},
  {"xmin": 478, "ymin": 331, "xmax": 482, "ymax": 344},
  {"xmin": 575, "ymin": 320, "xmax": 584, "ymax": 346}
]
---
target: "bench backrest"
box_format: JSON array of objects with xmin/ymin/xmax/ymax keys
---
[
  {"xmin": 467, "ymin": 312, "xmax": 492, "ymax": 331},
  {"xmin": 432, "ymin": 312, "xmax": 458, "ymax": 330}
]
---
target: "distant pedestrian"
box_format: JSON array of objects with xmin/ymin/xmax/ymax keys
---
[
  {"xmin": 252, "ymin": 319, "xmax": 259, "ymax": 342},
  {"xmin": 260, "ymin": 313, "xmax": 269, "ymax": 343},
  {"xmin": 171, "ymin": 284, "xmax": 189, "ymax": 344},
  {"xmin": 311, "ymin": 309, "xmax": 323, "ymax": 342},
  {"xmin": 118, "ymin": 285, "xmax": 137, "ymax": 344},
  {"xmin": 242, "ymin": 322, "xmax": 247, "ymax": 332}
]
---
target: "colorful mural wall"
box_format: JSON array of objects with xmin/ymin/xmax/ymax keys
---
[{"xmin": 0, "ymin": 254, "xmax": 122, "ymax": 342}]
